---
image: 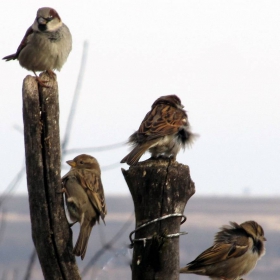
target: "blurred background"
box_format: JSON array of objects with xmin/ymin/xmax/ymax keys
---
[{"xmin": 0, "ymin": 0, "xmax": 279, "ymax": 279}]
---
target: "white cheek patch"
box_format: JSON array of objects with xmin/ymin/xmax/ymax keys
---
[{"xmin": 47, "ymin": 20, "xmax": 63, "ymax": 32}]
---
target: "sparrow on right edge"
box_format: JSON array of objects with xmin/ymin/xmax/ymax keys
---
[
  {"xmin": 120, "ymin": 95, "xmax": 197, "ymax": 165},
  {"xmin": 180, "ymin": 220, "xmax": 266, "ymax": 280},
  {"xmin": 62, "ymin": 154, "xmax": 107, "ymax": 260}
]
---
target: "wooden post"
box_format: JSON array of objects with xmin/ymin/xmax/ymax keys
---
[
  {"xmin": 22, "ymin": 73, "xmax": 81, "ymax": 279},
  {"xmin": 122, "ymin": 159, "xmax": 195, "ymax": 280}
]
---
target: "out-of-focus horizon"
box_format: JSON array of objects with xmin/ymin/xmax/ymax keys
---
[
  {"xmin": 1, "ymin": 1, "xmax": 280, "ymax": 196},
  {"xmin": 1, "ymin": 196, "xmax": 279, "ymax": 279}
]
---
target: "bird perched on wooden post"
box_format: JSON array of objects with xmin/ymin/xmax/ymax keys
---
[
  {"xmin": 180, "ymin": 220, "xmax": 266, "ymax": 280},
  {"xmin": 121, "ymin": 94, "xmax": 197, "ymax": 165},
  {"xmin": 61, "ymin": 154, "xmax": 107, "ymax": 260},
  {"xmin": 3, "ymin": 7, "xmax": 72, "ymax": 87}
]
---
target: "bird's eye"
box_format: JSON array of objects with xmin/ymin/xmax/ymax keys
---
[
  {"xmin": 80, "ymin": 161, "xmax": 84, "ymax": 164},
  {"xmin": 46, "ymin": 16, "xmax": 53, "ymax": 21}
]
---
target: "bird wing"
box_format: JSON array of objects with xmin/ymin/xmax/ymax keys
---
[
  {"xmin": 61, "ymin": 170, "xmax": 71, "ymax": 182},
  {"xmin": 120, "ymin": 104, "xmax": 188, "ymax": 165},
  {"xmin": 120, "ymin": 134, "xmax": 159, "ymax": 165},
  {"xmin": 3, "ymin": 26, "xmax": 33, "ymax": 60},
  {"xmin": 138, "ymin": 104, "xmax": 187, "ymax": 141},
  {"xmin": 188, "ymin": 238, "xmax": 249, "ymax": 268},
  {"xmin": 77, "ymin": 169, "xmax": 107, "ymax": 222}
]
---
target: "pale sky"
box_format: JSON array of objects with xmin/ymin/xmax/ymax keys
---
[{"xmin": 1, "ymin": 0, "xmax": 280, "ymax": 196}]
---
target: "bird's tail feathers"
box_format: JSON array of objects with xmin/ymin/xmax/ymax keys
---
[
  {"xmin": 120, "ymin": 145, "xmax": 148, "ymax": 165},
  {"xmin": 179, "ymin": 265, "xmax": 204, "ymax": 274},
  {"xmin": 73, "ymin": 223, "xmax": 93, "ymax": 260},
  {"xmin": 179, "ymin": 266, "xmax": 191, "ymax": 273},
  {"xmin": 2, "ymin": 54, "xmax": 17, "ymax": 61}
]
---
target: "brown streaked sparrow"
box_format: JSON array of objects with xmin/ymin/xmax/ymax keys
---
[
  {"xmin": 3, "ymin": 7, "xmax": 72, "ymax": 86},
  {"xmin": 180, "ymin": 220, "xmax": 266, "ymax": 280},
  {"xmin": 62, "ymin": 154, "xmax": 107, "ymax": 260},
  {"xmin": 120, "ymin": 95, "xmax": 197, "ymax": 165}
]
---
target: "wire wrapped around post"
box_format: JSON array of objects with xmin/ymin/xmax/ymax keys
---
[
  {"xmin": 121, "ymin": 159, "xmax": 195, "ymax": 280},
  {"xmin": 129, "ymin": 213, "xmax": 187, "ymax": 247}
]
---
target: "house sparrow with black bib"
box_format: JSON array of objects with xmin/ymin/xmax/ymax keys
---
[
  {"xmin": 121, "ymin": 95, "xmax": 197, "ymax": 165},
  {"xmin": 62, "ymin": 154, "xmax": 107, "ymax": 260},
  {"xmin": 180, "ymin": 220, "xmax": 266, "ymax": 280},
  {"xmin": 3, "ymin": 7, "xmax": 72, "ymax": 86}
]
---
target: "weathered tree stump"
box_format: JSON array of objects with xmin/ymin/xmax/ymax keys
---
[
  {"xmin": 122, "ymin": 159, "xmax": 195, "ymax": 280},
  {"xmin": 22, "ymin": 72, "xmax": 81, "ymax": 279}
]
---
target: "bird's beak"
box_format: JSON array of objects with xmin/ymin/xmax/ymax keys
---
[
  {"xmin": 263, "ymin": 237, "xmax": 267, "ymax": 241},
  {"xmin": 37, "ymin": 17, "xmax": 47, "ymax": 25},
  {"xmin": 66, "ymin": 160, "xmax": 76, "ymax": 167}
]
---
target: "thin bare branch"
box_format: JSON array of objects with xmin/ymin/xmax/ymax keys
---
[
  {"xmin": 0, "ymin": 208, "xmax": 7, "ymax": 245},
  {"xmin": 0, "ymin": 164, "xmax": 25, "ymax": 207},
  {"xmin": 81, "ymin": 213, "xmax": 134, "ymax": 277},
  {"xmin": 23, "ymin": 248, "xmax": 37, "ymax": 280},
  {"xmin": 61, "ymin": 41, "xmax": 89, "ymax": 153},
  {"xmin": 64, "ymin": 141, "xmax": 125, "ymax": 155},
  {"xmin": 13, "ymin": 124, "xmax": 23, "ymax": 135}
]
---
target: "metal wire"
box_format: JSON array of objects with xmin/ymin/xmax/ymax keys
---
[{"xmin": 129, "ymin": 213, "xmax": 187, "ymax": 247}]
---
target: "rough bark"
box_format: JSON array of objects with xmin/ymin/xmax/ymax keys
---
[
  {"xmin": 122, "ymin": 159, "xmax": 195, "ymax": 280},
  {"xmin": 22, "ymin": 73, "xmax": 81, "ymax": 279}
]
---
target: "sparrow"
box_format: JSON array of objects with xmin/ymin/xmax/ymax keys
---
[
  {"xmin": 180, "ymin": 220, "xmax": 266, "ymax": 280},
  {"xmin": 120, "ymin": 95, "xmax": 197, "ymax": 165},
  {"xmin": 61, "ymin": 154, "xmax": 107, "ymax": 260},
  {"xmin": 3, "ymin": 7, "xmax": 72, "ymax": 86}
]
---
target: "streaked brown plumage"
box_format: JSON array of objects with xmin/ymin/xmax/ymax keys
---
[
  {"xmin": 62, "ymin": 154, "xmax": 106, "ymax": 260},
  {"xmin": 121, "ymin": 95, "xmax": 197, "ymax": 165},
  {"xmin": 180, "ymin": 220, "xmax": 266, "ymax": 280},
  {"xmin": 3, "ymin": 7, "xmax": 72, "ymax": 86}
]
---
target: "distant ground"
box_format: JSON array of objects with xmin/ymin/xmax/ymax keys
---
[{"xmin": 0, "ymin": 195, "xmax": 279, "ymax": 280}]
